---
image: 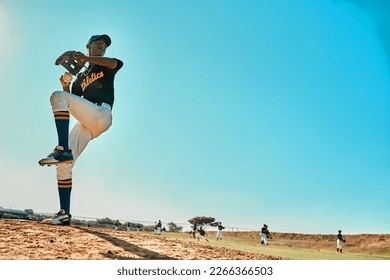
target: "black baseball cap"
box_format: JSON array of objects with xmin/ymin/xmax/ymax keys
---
[{"xmin": 87, "ymin": 34, "xmax": 111, "ymax": 47}]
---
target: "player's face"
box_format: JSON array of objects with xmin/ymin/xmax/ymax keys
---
[{"xmin": 88, "ymin": 39, "xmax": 107, "ymax": 56}]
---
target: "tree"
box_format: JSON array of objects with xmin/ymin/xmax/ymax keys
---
[
  {"xmin": 188, "ymin": 216, "xmax": 216, "ymax": 225},
  {"xmin": 96, "ymin": 217, "xmax": 116, "ymax": 225},
  {"xmin": 167, "ymin": 222, "xmax": 183, "ymax": 232}
]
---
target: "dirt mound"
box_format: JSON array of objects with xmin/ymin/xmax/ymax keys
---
[{"xmin": 0, "ymin": 220, "xmax": 283, "ymax": 260}]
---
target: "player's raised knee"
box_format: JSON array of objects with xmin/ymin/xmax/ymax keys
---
[
  {"xmin": 50, "ymin": 91, "xmax": 70, "ymax": 111},
  {"xmin": 50, "ymin": 90, "xmax": 65, "ymax": 101}
]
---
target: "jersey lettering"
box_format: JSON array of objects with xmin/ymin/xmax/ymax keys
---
[{"xmin": 81, "ymin": 71, "xmax": 104, "ymax": 91}]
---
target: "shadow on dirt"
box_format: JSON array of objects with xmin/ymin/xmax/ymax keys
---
[{"xmin": 76, "ymin": 226, "xmax": 176, "ymax": 260}]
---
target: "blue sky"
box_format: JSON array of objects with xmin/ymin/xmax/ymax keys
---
[{"xmin": 0, "ymin": 0, "xmax": 389, "ymax": 234}]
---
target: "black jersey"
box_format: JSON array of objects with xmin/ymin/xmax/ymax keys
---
[
  {"xmin": 337, "ymin": 233, "xmax": 343, "ymax": 240},
  {"xmin": 71, "ymin": 58, "xmax": 123, "ymax": 108}
]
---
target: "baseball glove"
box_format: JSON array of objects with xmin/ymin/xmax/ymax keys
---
[{"xmin": 55, "ymin": 51, "xmax": 86, "ymax": 75}]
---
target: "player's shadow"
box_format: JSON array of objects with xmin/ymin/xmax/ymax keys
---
[{"xmin": 76, "ymin": 226, "xmax": 176, "ymax": 260}]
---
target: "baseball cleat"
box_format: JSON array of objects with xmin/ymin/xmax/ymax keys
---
[
  {"xmin": 42, "ymin": 210, "xmax": 71, "ymax": 226},
  {"xmin": 38, "ymin": 146, "xmax": 74, "ymax": 166}
]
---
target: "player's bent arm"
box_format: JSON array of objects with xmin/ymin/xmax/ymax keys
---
[{"xmin": 82, "ymin": 56, "xmax": 117, "ymax": 69}]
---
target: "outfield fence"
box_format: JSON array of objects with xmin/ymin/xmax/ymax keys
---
[{"xmin": 71, "ymin": 215, "xmax": 256, "ymax": 232}]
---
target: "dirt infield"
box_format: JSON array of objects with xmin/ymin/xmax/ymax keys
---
[{"xmin": 0, "ymin": 220, "xmax": 283, "ymax": 260}]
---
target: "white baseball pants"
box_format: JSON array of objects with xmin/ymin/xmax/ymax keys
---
[
  {"xmin": 261, "ymin": 233, "xmax": 268, "ymax": 245},
  {"xmin": 50, "ymin": 91, "xmax": 112, "ymax": 180},
  {"xmin": 337, "ymin": 239, "xmax": 342, "ymax": 250}
]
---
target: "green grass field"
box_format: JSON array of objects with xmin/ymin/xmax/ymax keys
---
[
  {"xmin": 209, "ymin": 240, "xmax": 390, "ymax": 260},
  {"xmin": 147, "ymin": 232, "xmax": 390, "ymax": 260}
]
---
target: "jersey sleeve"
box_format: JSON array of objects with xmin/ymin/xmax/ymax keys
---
[{"xmin": 114, "ymin": 58, "xmax": 124, "ymax": 71}]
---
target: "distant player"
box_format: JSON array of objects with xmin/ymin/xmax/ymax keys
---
[
  {"xmin": 216, "ymin": 223, "xmax": 225, "ymax": 241},
  {"xmin": 115, "ymin": 220, "xmax": 120, "ymax": 231},
  {"xmin": 196, "ymin": 226, "xmax": 209, "ymax": 242},
  {"xmin": 155, "ymin": 220, "xmax": 162, "ymax": 235},
  {"xmin": 261, "ymin": 224, "xmax": 270, "ymax": 245},
  {"xmin": 337, "ymin": 230, "xmax": 345, "ymax": 253},
  {"xmin": 192, "ymin": 223, "xmax": 198, "ymax": 238}
]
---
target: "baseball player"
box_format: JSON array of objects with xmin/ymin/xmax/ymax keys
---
[
  {"xmin": 192, "ymin": 223, "xmax": 198, "ymax": 238},
  {"xmin": 196, "ymin": 226, "xmax": 209, "ymax": 242},
  {"xmin": 115, "ymin": 220, "xmax": 120, "ymax": 230},
  {"xmin": 155, "ymin": 220, "xmax": 162, "ymax": 235},
  {"xmin": 39, "ymin": 34, "xmax": 123, "ymax": 225},
  {"xmin": 337, "ymin": 230, "xmax": 345, "ymax": 253},
  {"xmin": 261, "ymin": 224, "xmax": 270, "ymax": 245},
  {"xmin": 216, "ymin": 222, "xmax": 225, "ymax": 241}
]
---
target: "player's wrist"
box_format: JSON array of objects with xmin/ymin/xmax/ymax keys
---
[
  {"xmin": 74, "ymin": 51, "xmax": 87, "ymax": 63},
  {"xmin": 80, "ymin": 55, "xmax": 88, "ymax": 63}
]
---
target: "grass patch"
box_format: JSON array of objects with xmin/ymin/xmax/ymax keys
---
[{"xmin": 142, "ymin": 231, "xmax": 390, "ymax": 260}]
